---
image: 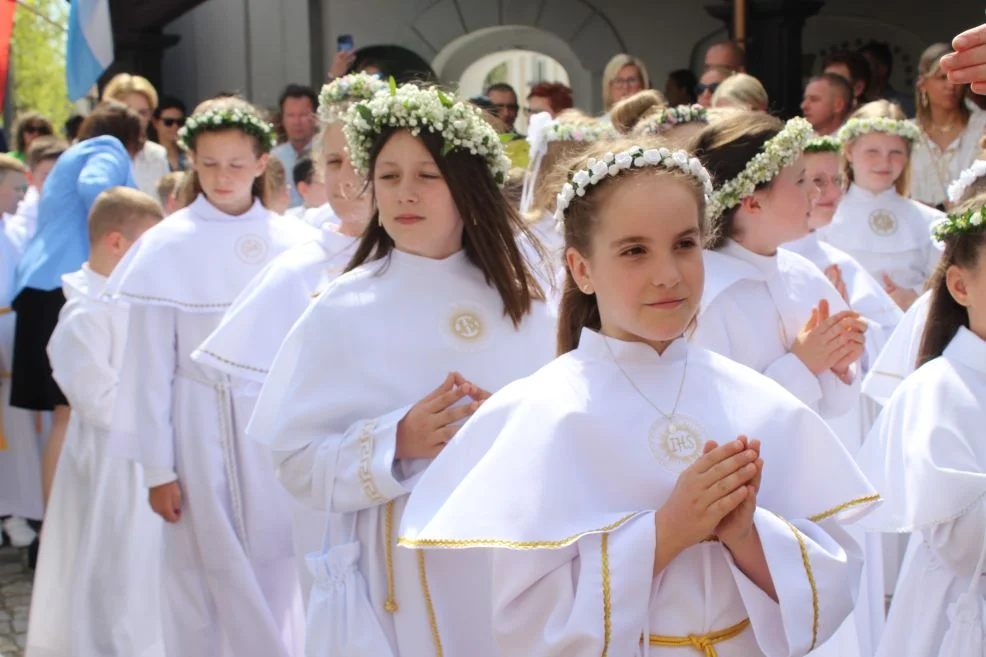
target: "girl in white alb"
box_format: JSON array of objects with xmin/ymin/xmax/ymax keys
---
[
  {"xmin": 193, "ymin": 74, "xmax": 385, "ymax": 602},
  {"xmin": 246, "ymin": 84, "xmax": 557, "ymax": 657},
  {"xmin": 691, "ymin": 115, "xmax": 866, "ymax": 421},
  {"xmin": 857, "ymin": 193, "xmax": 986, "ymax": 657},
  {"xmin": 819, "ymin": 101, "xmax": 944, "ymax": 311},
  {"xmin": 399, "ymin": 135, "xmax": 879, "ymax": 657},
  {"xmin": 105, "ymin": 99, "xmax": 318, "ymax": 657}
]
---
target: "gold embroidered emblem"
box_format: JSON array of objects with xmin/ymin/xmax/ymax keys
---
[
  {"xmin": 235, "ymin": 234, "xmax": 269, "ymax": 264},
  {"xmin": 868, "ymin": 210, "xmax": 897, "ymax": 236},
  {"xmin": 650, "ymin": 415, "xmax": 706, "ymax": 473},
  {"xmin": 450, "ymin": 311, "xmax": 483, "ymax": 341}
]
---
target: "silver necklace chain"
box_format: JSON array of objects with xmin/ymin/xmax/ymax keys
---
[{"xmin": 603, "ymin": 336, "xmax": 689, "ymax": 422}]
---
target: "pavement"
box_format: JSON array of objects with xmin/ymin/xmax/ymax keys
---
[{"xmin": 0, "ymin": 546, "xmax": 30, "ymax": 657}]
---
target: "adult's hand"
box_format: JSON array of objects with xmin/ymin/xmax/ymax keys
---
[{"xmin": 943, "ymin": 24, "xmax": 986, "ymax": 94}]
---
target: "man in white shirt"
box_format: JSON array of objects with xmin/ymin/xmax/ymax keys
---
[
  {"xmin": 802, "ymin": 73, "xmax": 853, "ymax": 136},
  {"xmin": 272, "ymin": 84, "xmax": 318, "ymax": 209}
]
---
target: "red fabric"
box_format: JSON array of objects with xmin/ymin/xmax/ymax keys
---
[{"xmin": 0, "ymin": 0, "xmax": 16, "ymax": 110}]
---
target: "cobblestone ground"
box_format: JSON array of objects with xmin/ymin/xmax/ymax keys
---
[{"xmin": 0, "ymin": 546, "xmax": 30, "ymax": 657}]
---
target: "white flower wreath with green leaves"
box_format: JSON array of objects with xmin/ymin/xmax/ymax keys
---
[
  {"xmin": 932, "ymin": 203, "xmax": 986, "ymax": 246},
  {"xmin": 641, "ymin": 104, "xmax": 708, "ymax": 135},
  {"xmin": 553, "ymin": 146, "xmax": 714, "ymax": 231},
  {"xmin": 837, "ymin": 117, "xmax": 921, "ymax": 143},
  {"xmin": 318, "ymin": 72, "xmax": 388, "ymax": 121},
  {"xmin": 804, "ymin": 135, "xmax": 842, "ymax": 154},
  {"xmin": 706, "ymin": 116, "xmax": 814, "ymax": 221},
  {"xmin": 343, "ymin": 81, "xmax": 512, "ymax": 185},
  {"xmin": 177, "ymin": 108, "xmax": 277, "ymax": 153}
]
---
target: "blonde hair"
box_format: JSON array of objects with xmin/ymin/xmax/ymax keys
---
[
  {"xmin": 102, "ymin": 73, "xmax": 159, "ymax": 110},
  {"xmin": 609, "ymin": 90, "xmax": 667, "ymax": 134},
  {"xmin": 526, "ymin": 110, "xmax": 602, "ymax": 219},
  {"xmin": 88, "ymin": 187, "xmax": 164, "ymax": 244},
  {"xmin": 155, "ymin": 172, "xmax": 185, "ymax": 207},
  {"xmin": 602, "ymin": 54, "xmax": 651, "ymax": 112},
  {"xmin": 842, "ymin": 100, "xmax": 912, "ymax": 196},
  {"xmin": 0, "ymin": 154, "xmax": 27, "ymax": 181},
  {"xmin": 177, "ymin": 97, "xmax": 272, "ymax": 209},
  {"xmin": 916, "ymin": 43, "xmax": 970, "ymax": 129},
  {"xmin": 266, "ymin": 156, "xmax": 288, "ymax": 195},
  {"xmin": 711, "ymin": 73, "xmax": 768, "ymax": 111}
]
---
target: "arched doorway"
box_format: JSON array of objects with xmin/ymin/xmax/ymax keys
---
[{"xmin": 459, "ymin": 49, "xmax": 570, "ymax": 133}]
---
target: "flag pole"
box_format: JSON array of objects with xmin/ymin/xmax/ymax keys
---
[{"xmin": 734, "ymin": 0, "xmax": 747, "ymax": 51}]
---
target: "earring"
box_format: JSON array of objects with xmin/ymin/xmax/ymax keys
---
[
  {"xmin": 921, "ymin": 91, "xmax": 929, "ymax": 109},
  {"xmin": 582, "ymin": 284, "xmax": 592, "ymax": 294}
]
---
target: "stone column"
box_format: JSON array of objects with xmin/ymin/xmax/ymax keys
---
[{"xmin": 706, "ymin": 0, "xmax": 824, "ymax": 118}]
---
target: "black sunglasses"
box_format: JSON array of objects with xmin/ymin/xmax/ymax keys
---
[
  {"xmin": 695, "ymin": 82, "xmax": 721, "ymax": 96},
  {"xmin": 161, "ymin": 117, "xmax": 186, "ymax": 128},
  {"xmin": 23, "ymin": 124, "xmax": 49, "ymax": 135}
]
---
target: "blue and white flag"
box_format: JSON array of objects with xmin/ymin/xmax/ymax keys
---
[{"xmin": 66, "ymin": 0, "xmax": 113, "ymax": 102}]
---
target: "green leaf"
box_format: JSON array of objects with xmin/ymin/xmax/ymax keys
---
[
  {"xmin": 498, "ymin": 133, "xmax": 514, "ymax": 144},
  {"xmin": 356, "ymin": 105, "xmax": 374, "ymax": 123},
  {"xmin": 388, "ymin": 76, "xmax": 398, "ymax": 96},
  {"xmin": 441, "ymin": 141, "xmax": 454, "ymax": 157},
  {"xmin": 437, "ymin": 90, "xmax": 454, "ymax": 108}
]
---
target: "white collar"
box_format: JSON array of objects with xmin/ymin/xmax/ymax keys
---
[
  {"xmin": 388, "ymin": 247, "xmax": 469, "ymax": 273},
  {"xmin": 62, "ymin": 263, "xmax": 108, "ymax": 301},
  {"xmin": 719, "ymin": 239, "xmax": 779, "ymax": 278},
  {"xmin": 784, "ymin": 231, "xmax": 822, "ymax": 259},
  {"xmin": 845, "ymin": 184, "xmax": 900, "ymax": 205},
  {"xmin": 945, "ymin": 326, "xmax": 986, "ymax": 375},
  {"xmin": 577, "ymin": 328, "xmax": 689, "ymax": 366},
  {"xmin": 190, "ymin": 194, "xmax": 269, "ymax": 222}
]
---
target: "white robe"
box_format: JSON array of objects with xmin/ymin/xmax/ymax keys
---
[
  {"xmin": 193, "ymin": 225, "xmax": 358, "ymax": 601},
  {"xmin": 856, "ymin": 327, "xmax": 986, "ymax": 657},
  {"xmin": 27, "ymin": 266, "xmax": 165, "ymax": 657},
  {"xmin": 400, "ymin": 329, "xmax": 879, "ymax": 657},
  {"xmin": 0, "ymin": 221, "xmax": 44, "ymax": 521},
  {"xmin": 695, "ymin": 240, "xmax": 859, "ymax": 418},
  {"xmin": 105, "ymin": 195, "xmax": 318, "ymax": 657},
  {"xmin": 861, "ymin": 290, "xmax": 932, "ymax": 407},
  {"xmin": 818, "ymin": 185, "xmax": 943, "ymax": 293},
  {"xmin": 783, "ymin": 232, "xmax": 904, "ymax": 656},
  {"xmin": 247, "ymin": 248, "xmax": 557, "ymax": 657}
]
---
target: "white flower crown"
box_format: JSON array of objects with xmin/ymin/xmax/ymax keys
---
[
  {"xmin": 804, "ymin": 135, "xmax": 842, "ymax": 154},
  {"xmin": 553, "ymin": 146, "xmax": 714, "ymax": 231},
  {"xmin": 318, "ymin": 73, "xmax": 388, "ymax": 121},
  {"xmin": 641, "ymin": 104, "xmax": 708, "ymax": 135},
  {"xmin": 343, "ymin": 82, "xmax": 511, "ymax": 185},
  {"xmin": 837, "ymin": 117, "xmax": 921, "ymax": 143},
  {"xmin": 177, "ymin": 108, "xmax": 277, "ymax": 153},
  {"xmin": 706, "ymin": 116, "xmax": 814, "ymax": 221},
  {"xmin": 947, "ymin": 159, "xmax": 986, "ymax": 205}
]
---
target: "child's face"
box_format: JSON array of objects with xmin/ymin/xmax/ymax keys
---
[
  {"xmin": 739, "ymin": 156, "xmax": 816, "ymax": 250},
  {"xmin": 373, "ymin": 129, "xmax": 463, "ymax": 259},
  {"xmin": 321, "ymin": 123, "xmax": 369, "ymax": 224},
  {"xmin": 847, "ymin": 133, "xmax": 908, "ymax": 194},
  {"xmin": 192, "ymin": 130, "xmax": 267, "ymax": 214},
  {"xmin": 0, "ymin": 171, "xmax": 28, "ymax": 215},
  {"xmin": 29, "ymin": 159, "xmax": 56, "ymax": 194},
  {"xmin": 568, "ymin": 174, "xmax": 705, "ymax": 352},
  {"xmin": 805, "ymin": 152, "xmax": 844, "ymax": 229}
]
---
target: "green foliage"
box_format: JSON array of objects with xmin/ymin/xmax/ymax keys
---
[{"xmin": 10, "ymin": 0, "xmax": 73, "ymax": 133}]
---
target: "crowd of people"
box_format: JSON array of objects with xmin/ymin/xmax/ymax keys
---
[{"xmin": 0, "ymin": 19, "xmax": 985, "ymax": 657}]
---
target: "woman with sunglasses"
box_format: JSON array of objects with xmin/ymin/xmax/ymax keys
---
[
  {"xmin": 9, "ymin": 112, "xmax": 53, "ymax": 163},
  {"xmin": 696, "ymin": 66, "xmax": 735, "ymax": 108},
  {"xmin": 152, "ymin": 96, "xmax": 189, "ymax": 172}
]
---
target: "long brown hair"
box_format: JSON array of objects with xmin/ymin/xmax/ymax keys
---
[
  {"xmin": 345, "ymin": 127, "xmax": 544, "ymax": 327},
  {"xmin": 555, "ymin": 136, "xmax": 709, "ymax": 354},
  {"xmin": 917, "ymin": 196, "xmax": 986, "ymax": 366},
  {"xmin": 690, "ymin": 112, "xmax": 783, "ymax": 249},
  {"xmin": 176, "ymin": 97, "xmax": 272, "ymax": 209}
]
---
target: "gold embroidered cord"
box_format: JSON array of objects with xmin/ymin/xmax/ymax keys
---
[
  {"xmin": 397, "ymin": 513, "xmax": 640, "ymax": 550},
  {"xmin": 417, "ymin": 550, "xmax": 444, "ymax": 657},
  {"xmin": 808, "ymin": 494, "xmax": 881, "ymax": 523},
  {"xmin": 384, "ymin": 500, "xmax": 399, "ymax": 613},
  {"xmin": 601, "ymin": 533, "xmax": 611, "ymax": 657},
  {"xmin": 774, "ymin": 514, "xmax": 819, "ymax": 650},
  {"xmin": 646, "ymin": 618, "xmax": 750, "ymax": 656}
]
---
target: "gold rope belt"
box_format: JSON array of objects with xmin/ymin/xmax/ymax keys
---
[{"xmin": 646, "ymin": 618, "xmax": 750, "ymax": 657}]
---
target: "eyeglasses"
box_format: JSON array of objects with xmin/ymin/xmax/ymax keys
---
[
  {"xmin": 23, "ymin": 125, "xmax": 48, "ymax": 135},
  {"xmin": 610, "ymin": 76, "xmax": 641, "ymax": 88},
  {"xmin": 695, "ymin": 82, "xmax": 721, "ymax": 96},
  {"xmin": 161, "ymin": 117, "xmax": 186, "ymax": 128}
]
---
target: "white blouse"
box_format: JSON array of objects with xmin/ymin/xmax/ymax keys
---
[{"xmin": 909, "ymin": 110, "xmax": 986, "ymax": 208}]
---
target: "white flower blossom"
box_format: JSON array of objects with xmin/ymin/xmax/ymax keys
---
[{"xmin": 837, "ymin": 117, "xmax": 921, "ymax": 144}]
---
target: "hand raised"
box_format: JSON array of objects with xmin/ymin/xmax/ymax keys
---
[
  {"xmin": 824, "ymin": 264, "xmax": 849, "ymax": 305},
  {"xmin": 715, "ymin": 437, "xmax": 763, "ymax": 548},
  {"xmin": 792, "ymin": 300, "xmax": 866, "ymax": 374},
  {"xmin": 395, "ymin": 373, "xmax": 485, "ymax": 460}
]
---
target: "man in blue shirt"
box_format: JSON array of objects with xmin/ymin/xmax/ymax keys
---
[{"xmin": 271, "ymin": 84, "xmax": 318, "ymax": 209}]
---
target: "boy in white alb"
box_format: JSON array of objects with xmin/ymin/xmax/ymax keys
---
[{"xmin": 27, "ymin": 187, "xmax": 165, "ymax": 657}]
